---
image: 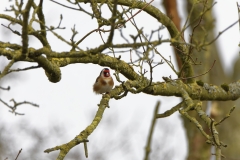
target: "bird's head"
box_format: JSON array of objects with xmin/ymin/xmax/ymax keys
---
[{"xmin": 101, "ymin": 68, "xmax": 111, "ymax": 78}]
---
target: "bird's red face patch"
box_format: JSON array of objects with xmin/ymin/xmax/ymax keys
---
[{"xmin": 103, "ymin": 70, "xmax": 110, "ymax": 77}]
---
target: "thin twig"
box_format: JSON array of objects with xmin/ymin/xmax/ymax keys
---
[
  {"xmin": 237, "ymin": 2, "xmax": 240, "ymax": 40},
  {"xmin": 0, "ymin": 86, "xmax": 10, "ymax": 90},
  {"xmin": 209, "ymin": 118, "xmax": 220, "ymax": 147},
  {"xmin": 156, "ymin": 101, "xmax": 184, "ymax": 118},
  {"xmin": 14, "ymin": 148, "xmax": 22, "ymax": 160},
  {"xmin": 0, "ymin": 98, "xmax": 39, "ymax": 116},
  {"xmin": 117, "ymin": 0, "xmax": 154, "ymax": 29},
  {"xmin": 144, "ymin": 101, "xmax": 160, "ymax": 160},
  {"xmin": 98, "ymin": 28, "xmax": 106, "ymax": 44},
  {"xmin": 188, "ymin": 0, "xmax": 208, "ymax": 56},
  {"xmin": 204, "ymin": 19, "xmax": 240, "ymax": 46},
  {"xmin": 84, "ymin": 141, "xmax": 88, "ymax": 158},
  {"xmin": 49, "ymin": 0, "xmax": 80, "ymax": 11},
  {"xmin": 177, "ymin": 60, "xmax": 216, "ymax": 80},
  {"xmin": 76, "ymin": 0, "xmax": 154, "ymax": 46},
  {"xmin": 119, "ymin": 28, "xmax": 130, "ymax": 43},
  {"xmin": 215, "ymin": 106, "xmax": 235, "ymax": 126},
  {"xmin": 8, "ymin": 65, "xmax": 40, "ymax": 74},
  {"xmin": 1, "ymin": 23, "xmax": 21, "ymax": 36}
]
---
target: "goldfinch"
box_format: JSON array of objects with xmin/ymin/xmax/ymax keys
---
[{"xmin": 93, "ymin": 68, "xmax": 114, "ymax": 94}]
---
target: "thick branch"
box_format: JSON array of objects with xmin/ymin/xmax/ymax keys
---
[
  {"xmin": 0, "ymin": 14, "xmax": 23, "ymax": 25},
  {"xmin": 2, "ymin": 44, "xmax": 240, "ymax": 101},
  {"xmin": 31, "ymin": 55, "xmax": 61, "ymax": 83},
  {"xmin": 135, "ymin": 80, "xmax": 240, "ymax": 101},
  {"xmin": 22, "ymin": 0, "xmax": 33, "ymax": 57}
]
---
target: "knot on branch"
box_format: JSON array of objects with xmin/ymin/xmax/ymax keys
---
[
  {"xmin": 203, "ymin": 83, "xmax": 217, "ymax": 93},
  {"xmin": 28, "ymin": 48, "xmax": 62, "ymax": 82},
  {"xmin": 44, "ymin": 62, "xmax": 61, "ymax": 83},
  {"xmin": 228, "ymin": 81, "xmax": 240, "ymax": 99}
]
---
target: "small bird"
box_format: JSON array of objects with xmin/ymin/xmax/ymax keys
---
[{"xmin": 93, "ymin": 68, "xmax": 114, "ymax": 94}]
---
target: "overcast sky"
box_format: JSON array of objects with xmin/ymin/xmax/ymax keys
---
[{"xmin": 0, "ymin": 0, "xmax": 239, "ymax": 160}]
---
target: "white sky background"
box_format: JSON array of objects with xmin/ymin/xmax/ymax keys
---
[{"xmin": 0, "ymin": 0, "xmax": 239, "ymax": 160}]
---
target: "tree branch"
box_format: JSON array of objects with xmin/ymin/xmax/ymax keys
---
[
  {"xmin": 44, "ymin": 94, "xmax": 111, "ymax": 159},
  {"xmin": 144, "ymin": 101, "xmax": 160, "ymax": 160},
  {"xmin": 21, "ymin": 0, "xmax": 33, "ymax": 57},
  {"xmin": 0, "ymin": 98, "xmax": 39, "ymax": 116}
]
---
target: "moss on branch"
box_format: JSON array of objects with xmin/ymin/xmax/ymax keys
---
[
  {"xmin": 126, "ymin": 79, "xmax": 240, "ymax": 101},
  {"xmin": 1, "ymin": 43, "xmax": 240, "ymax": 101}
]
